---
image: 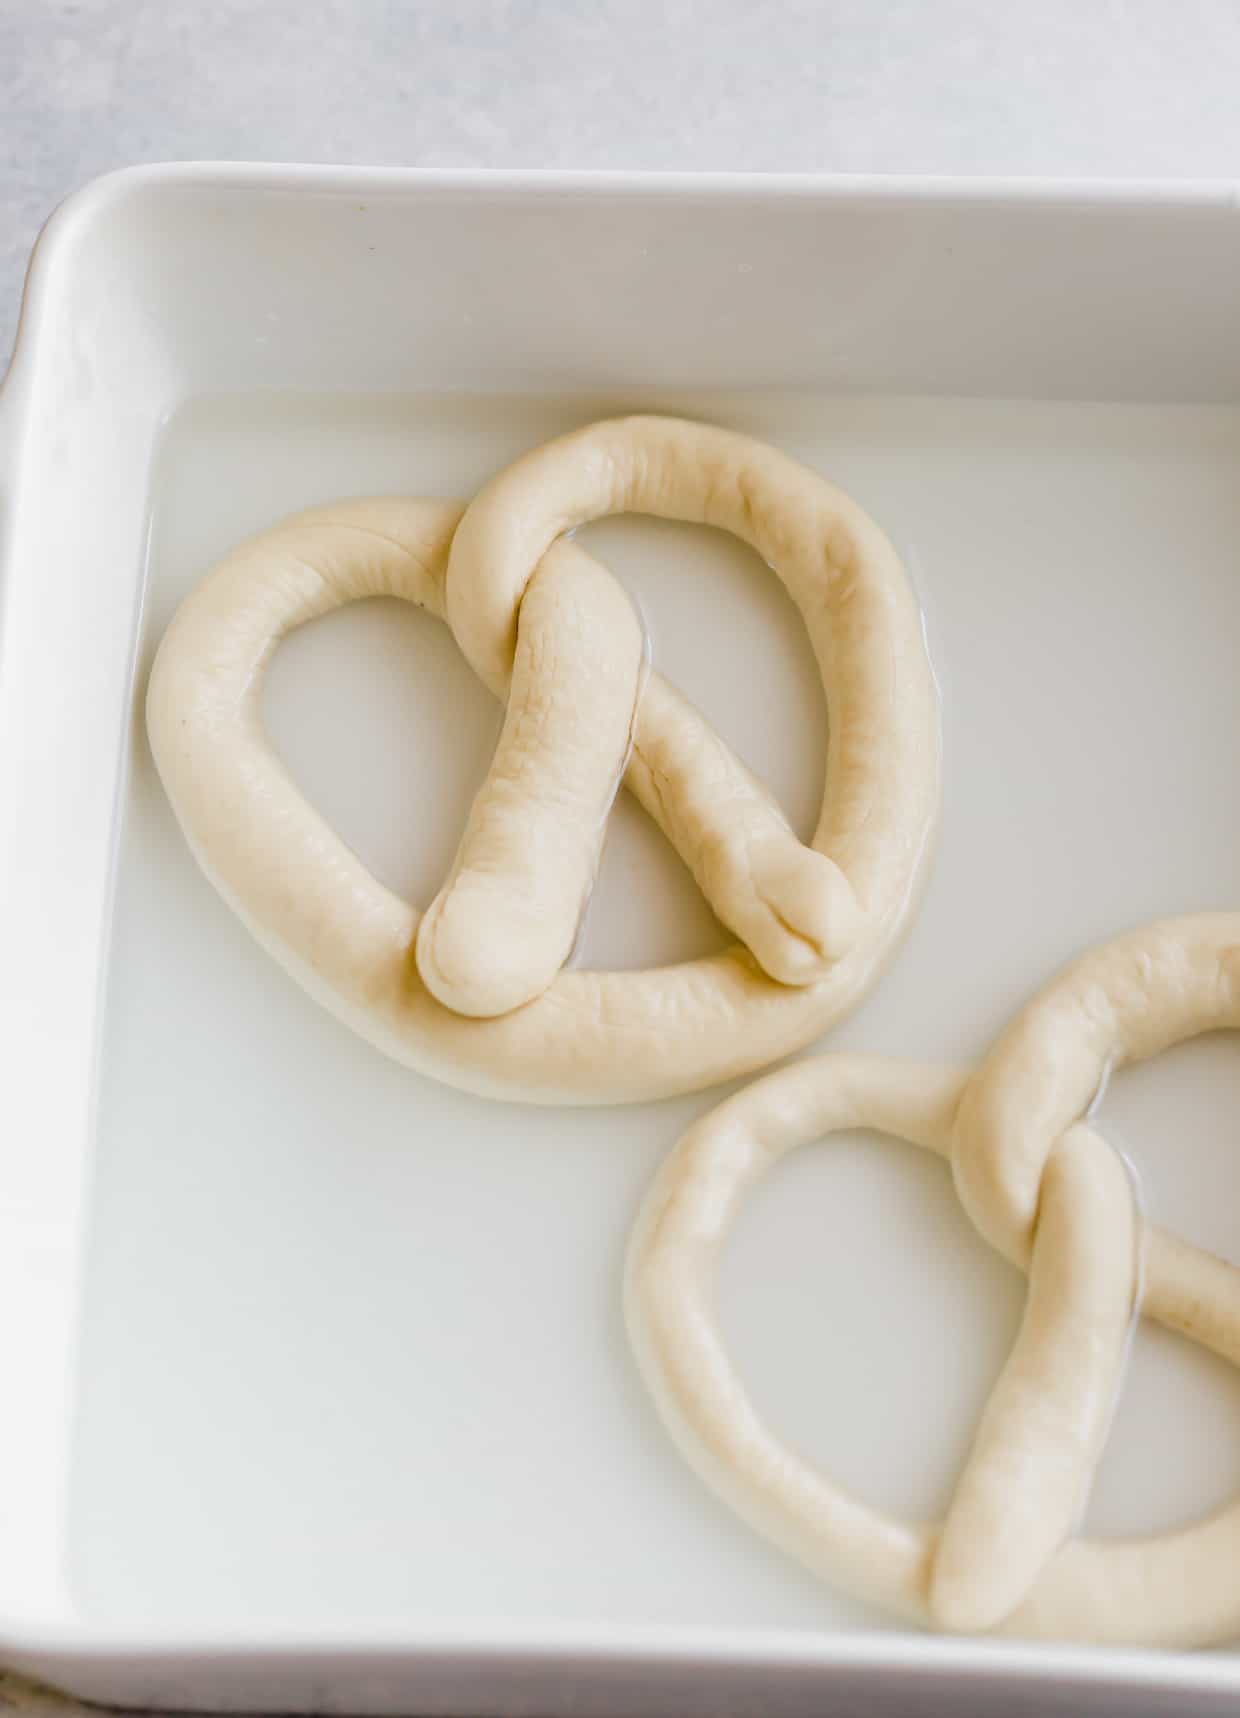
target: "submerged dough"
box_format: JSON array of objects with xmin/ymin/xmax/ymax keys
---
[
  {"xmin": 439, "ymin": 414, "xmax": 936, "ymax": 1014},
  {"xmin": 626, "ymin": 1049, "xmax": 1240, "ymax": 1647},
  {"xmin": 147, "ymin": 417, "xmax": 939, "ymax": 1103},
  {"xmin": 955, "ymin": 913, "xmax": 1240, "ymax": 1260}
]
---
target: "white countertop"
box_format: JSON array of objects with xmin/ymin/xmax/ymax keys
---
[{"xmin": 5, "ymin": 0, "xmax": 1240, "ymax": 366}]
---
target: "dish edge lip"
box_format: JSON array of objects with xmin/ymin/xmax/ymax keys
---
[
  {"xmin": 3, "ymin": 160, "xmax": 1240, "ymax": 1694},
  {"xmin": 4, "ymin": 156, "xmax": 1240, "ymax": 404},
  {"xmin": 3, "ymin": 1616, "xmax": 1239, "ymax": 1701}
]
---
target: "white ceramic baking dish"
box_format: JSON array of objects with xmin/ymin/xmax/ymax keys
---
[{"xmin": 3, "ymin": 165, "xmax": 1240, "ymax": 1714}]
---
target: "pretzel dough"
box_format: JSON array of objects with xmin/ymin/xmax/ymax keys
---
[
  {"xmin": 955, "ymin": 913, "xmax": 1240, "ymax": 1261},
  {"xmin": 441, "ymin": 415, "xmax": 936, "ymax": 1013},
  {"xmin": 627, "ymin": 1052, "xmax": 1240, "ymax": 1646},
  {"xmin": 147, "ymin": 419, "xmax": 938, "ymax": 1103}
]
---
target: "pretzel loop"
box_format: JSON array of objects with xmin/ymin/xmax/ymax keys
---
[
  {"xmin": 147, "ymin": 419, "xmax": 939, "ymax": 1104},
  {"xmin": 626, "ymin": 1039, "xmax": 1240, "ymax": 1645},
  {"xmin": 938, "ymin": 913, "xmax": 1240, "ymax": 1628},
  {"xmin": 430, "ymin": 414, "xmax": 935, "ymax": 1017},
  {"xmin": 954, "ymin": 914, "xmax": 1240, "ymax": 1262}
]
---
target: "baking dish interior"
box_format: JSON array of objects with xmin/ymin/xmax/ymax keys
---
[{"xmin": 3, "ymin": 170, "xmax": 1240, "ymax": 1702}]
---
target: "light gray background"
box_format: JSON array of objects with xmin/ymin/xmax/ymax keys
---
[
  {"xmin": 5, "ymin": 0, "xmax": 1240, "ymax": 368},
  {"xmin": 2, "ymin": 2, "xmax": 1240, "ymax": 1712}
]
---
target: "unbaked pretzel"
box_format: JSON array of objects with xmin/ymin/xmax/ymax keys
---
[
  {"xmin": 436, "ymin": 415, "xmax": 938, "ymax": 1017},
  {"xmin": 147, "ymin": 418, "xmax": 939, "ymax": 1104},
  {"xmin": 627, "ymin": 1044, "xmax": 1240, "ymax": 1646},
  {"xmin": 955, "ymin": 914, "xmax": 1240, "ymax": 1261}
]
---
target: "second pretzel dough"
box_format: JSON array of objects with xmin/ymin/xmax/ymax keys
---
[
  {"xmin": 626, "ymin": 1052, "xmax": 1240, "ymax": 1646},
  {"xmin": 955, "ymin": 913, "xmax": 1240, "ymax": 1261}
]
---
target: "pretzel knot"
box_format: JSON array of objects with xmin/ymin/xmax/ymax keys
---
[
  {"xmin": 627, "ymin": 916, "xmax": 1240, "ymax": 1645},
  {"xmin": 147, "ymin": 417, "xmax": 939, "ymax": 1104}
]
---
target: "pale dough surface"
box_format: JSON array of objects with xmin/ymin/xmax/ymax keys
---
[
  {"xmin": 439, "ymin": 414, "xmax": 937, "ymax": 1015},
  {"xmin": 147, "ymin": 417, "xmax": 939, "ymax": 1103},
  {"xmin": 626, "ymin": 1049, "xmax": 1240, "ymax": 1647},
  {"xmin": 955, "ymin": 913, "xmax": 1240, "ymax": 1259}
]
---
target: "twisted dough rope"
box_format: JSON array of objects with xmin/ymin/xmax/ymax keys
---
[
  {"xmin": 946, "ymin": 913, "xmax": 1240, "ymax": 1629},
  {"xmin": 147, "ymin": 419, "xmax": 939, "ymax": 1104},
  {"xmin": 955, "ymin": 914, "xmax": 1240, "ymax": 1261},
  {"xmin": 432, "ymin": 415, "xmax": 937, "ymax": 1017},
  {"xmin": 628, "ymin": 931, "xmax": 1240, "ymax": 1646}
]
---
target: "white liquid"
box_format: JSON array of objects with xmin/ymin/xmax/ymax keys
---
[{"xmin": 69, "ymin": 389, "xmax": 1240, "ymax": 1637}]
